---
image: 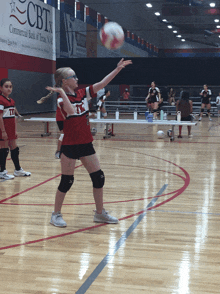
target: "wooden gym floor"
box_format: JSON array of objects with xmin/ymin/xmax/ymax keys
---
[{"xmin": 1, "ymin": 113, "xmax": 220, "ymax": 294}]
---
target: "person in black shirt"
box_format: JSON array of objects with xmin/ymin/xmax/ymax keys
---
[
  {"xmin": 198, "ymin": 84, "xmax": 212, "ymax": 121},
  {"xmin": 146, "ymin": 81, "xmax": 161, "ymax": 120}
]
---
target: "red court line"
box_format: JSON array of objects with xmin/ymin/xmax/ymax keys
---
[
  {"xmin": 1, "ymin": 166, "xmax": 185, "ymax": 206},
  {"xmin": 0, "ymin": 168, "xmax": 189, "ymax": 251},
  {"xmin": 0, "ymin": 152, "xmax": 190, "ymax": 251},
  {"xmin": 0, "ymin": 164, "xmax": 83, "ymax": 204}
]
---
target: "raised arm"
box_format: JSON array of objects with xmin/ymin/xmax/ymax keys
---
[{"xmin": 92, "ymin": 58, "xmax": 132, "ymax": 94}]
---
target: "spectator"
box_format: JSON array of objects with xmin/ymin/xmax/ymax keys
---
[
  {"xmin": 121, "ymin": 88, "xmax": 130, "ymax": 105},
  {"xmin": 176, "ymin": 91, "xmax": 193, "ymax": 138}
]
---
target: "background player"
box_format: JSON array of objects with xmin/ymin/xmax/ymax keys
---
[
  {"xmin": 45, "ymin": 58, "xmax": 132, "ymax": 227},
  {"xmin": 0, "ymin": 78, "xmax": 31, "ymax": 180},
  {"xmin": 199, "ymin": 84, "xmax": 212, "ymax": 121},
  {"xmin": 146, "ymin": 81, "xmax": 161, "ymax": 120},
  {"xmin": 96, "ymin": 88, "xmax": 110, "ymax": 118}
]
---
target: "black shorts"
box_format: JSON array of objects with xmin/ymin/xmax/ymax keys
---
[
  {"xmin": 61, "ymin": 142, "xmax": 96, "ymax": 159},
  {"xmin": 201, "ymin": 99, "xmax": 210, "ymax": 105},
  {"xmin": 181, "ymin": 115, "xmax": 192, "ymax": 121},
  {"xmin": 151, "ymin": 97, "xmax": 159, "ymax": 103},
  {"xmin": 56, "ymin": 121, "xmax": 64, "ymax": 131}
]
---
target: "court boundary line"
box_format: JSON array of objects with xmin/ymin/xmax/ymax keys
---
[{"xmin": 75, "ymin": 184, "xmax": 168, "ymax": 294}]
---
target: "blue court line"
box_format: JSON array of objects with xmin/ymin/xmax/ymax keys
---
[
  {"xmin": 151, "ymin": 209, "xmax": 220, "ymax": 216},
  {"xmin": 75, "ymin": 184, "xmax": 168, "ymax": 294}
]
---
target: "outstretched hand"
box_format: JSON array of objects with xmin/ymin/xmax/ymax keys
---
[{"xmin": 117, "ymin": 58, "xmax": 132, "ymax": 69}]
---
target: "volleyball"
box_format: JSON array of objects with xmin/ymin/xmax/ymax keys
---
[
  {"xmin": 100, "ymin": 22, "xmax": 124, "ymax": 50},
  {"xmin": 157, "ymin": 130, "xmax": 165, "ymax": 138}
]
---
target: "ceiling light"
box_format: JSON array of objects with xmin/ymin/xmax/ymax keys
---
[
  {"xmin": 217, "ymin": 25, "xmax": 220, "ymax": 28},
  {"xmin": 177, "ymin": 35, "xmax": 182, "ymax": 38},
  {"xmin": 181, "ymin": 39, "xmax": 186, "ymax": 42},
  {"xmin": 146, "ymin": 3, "xmax": 152, "ymax": 8},
  {"xmin": 214, "ymin": 19, "xmax": 219, "ymax": 22},
  {"xmin": 210, "ymin": 3, "xmax": 216, "ymax": 7},
  {"xmin": 162, "ymin": 19, "xmax": 167, "ymax": 22},
  {"xmin": 155, "ymin": 12, "xmax": 160, "ymax": 16},
  {"xmin": 219, "ymin": 35, "xmax": 220, "ymax": 38},
  {"xmin": 167, "ymin": 25, "xmax": 172, "ymax": 29},
  {"xmin": 173, "ymin": 30, "xmax": 177, "ymax": 33}
]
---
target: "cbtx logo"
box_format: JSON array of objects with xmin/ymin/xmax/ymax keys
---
[{"xmin": 10, "ymin": 0, "xmax": 53, "ymax": 33}]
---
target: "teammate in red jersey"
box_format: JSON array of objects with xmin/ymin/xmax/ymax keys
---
[
  {"xmin": 0, "ymin": 79, "xmax": 31, "ymax": 180},
  {"xmin": 45, "ymin": 58, "xmax": 132, "ymax": 227}
]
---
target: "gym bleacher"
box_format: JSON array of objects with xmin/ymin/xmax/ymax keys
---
[{"xmin": 104, "ymin": 85, "xmax": 219, "ymax": 116}]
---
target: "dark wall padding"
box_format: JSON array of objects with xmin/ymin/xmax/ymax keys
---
[{"xmin": 56, "ymin": 57, "xmax": 219, "ymax": 86}]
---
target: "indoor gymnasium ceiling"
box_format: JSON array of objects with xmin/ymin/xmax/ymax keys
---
[{"xmin": 79, "ymin": 0, "xmax": 220, "ymax": 48}]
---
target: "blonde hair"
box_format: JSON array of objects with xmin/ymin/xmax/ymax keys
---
[{"xmin": 37, "ymin": 67, "xmax": 72, "ymax": 104}]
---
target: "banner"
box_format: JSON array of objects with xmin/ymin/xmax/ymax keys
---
[
  {"xmin": 60, "ymin": 14, "xmax": 87, "ymax": 58},
  {"xmin": 0, "ymin": 0, "xmax": 56, "ymax": 60}
]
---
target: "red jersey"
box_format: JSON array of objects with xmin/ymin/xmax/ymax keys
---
[
  {"xmin": 0, "ymin": 95, "xmax": 16, "ymax": 140},
  {"xmin": 58, "ymin": 86, "xmax": 96, "ymax": 145}
]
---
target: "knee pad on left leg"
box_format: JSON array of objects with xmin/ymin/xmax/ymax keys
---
[
  {"xmin": 90, "ymin": 169, "xmax": 105, "ymax": 188},
  {"xmin": 207, "ymin": 109, "xmax": 210, "ymax": 113}
]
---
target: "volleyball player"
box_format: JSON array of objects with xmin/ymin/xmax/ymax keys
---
[
  {"xmin": 199, "ymin": 84, "xmax": 212, "ymax": 121},
  {"xmin": 146, "ymin": 81, "xmax": 161, "ymax": 120},
  {"xmin": 45, "ymin": 58, "xmax": 132, "ymax": 227},
  {"xmin": 0, "ymin": 79, "xmax": 31, "ymax": 180},
  {"xmin": 96, "ymin": 88, "xmax": 110, "ymax": 118}
]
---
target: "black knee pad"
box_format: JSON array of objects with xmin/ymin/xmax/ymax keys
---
[
  {"xmin": 10, "ymin": 146, "xmax": 19, "ymax": 157},
  {"xmin": 58, "ymin": 174, "xmax": 74, "ymax": 193},
  {"xmin": 201, "ymin": 108, "xmax": 204, "ymax": 112},
  {"xmin": 153, "ymin": 109, "xmax": 157, "ymax": 113},
  {"xmin": 90, "ymin": 169, "xmax": 105, "ymax": 188},
  {"xmin": 207, "ymin": 109, "xmax": 210, "ymax": 113}
]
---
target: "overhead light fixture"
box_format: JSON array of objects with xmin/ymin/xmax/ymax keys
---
[
  {"xmin": 219, "ymin": 35, "xmax": 220, "ymax": 38},
  {"xmin": 167, "ymin": 25, "xmax": 172, "ymax": 29},
  {"xmin": 177, "ymin": 35, "xmax": 182, "ymax": 38},
  {"xmin": 217, "ymin": 25, "xmax": 220, "ymax": 28},
  {"xmin": 155, "ymin": 12, "xmax": 160, "ymax": 16},
  {"xmin": 162, "ymin": 19, "xmax": 168, "ymax": 22},
  {"xmin": 181, "ymin": 39, "xmax": 186, "ymax": 42},
  {"xmin": 146, "ymin": 3, "xmax": 152, "ymax": 8},
  {"xmin": 173, "ymin": 30, "xmax": 177, "ymax": 33},
  {"xmin": 210, "ymin": 3, "xmax": 216, "ymax": 7},
  {"xmin": 214, "ymin": 19, "xmax": 219, "ymax": 22}
]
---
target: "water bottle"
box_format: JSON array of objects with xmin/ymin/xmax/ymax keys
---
[
  {"xmin": 115, "ymin": 108, "xmax": 119, "ymax": 120},
  {"xmin": 177, "ymin": 111, "xmax": 181, "ymax": 122},
  {"xmin": 97, "ymin": 110, "xmax": 101, "ymax": 119},
  {"xmin": 163, "ymin": 112, "xmax": 167, "ymax": 120},
  {"xmin": 160, "ymin": 110, "xmax": 164, "ymax": 120},
  {"xmin": 134, "ymin": 109, "xmax": 137, "ymax": 120}
]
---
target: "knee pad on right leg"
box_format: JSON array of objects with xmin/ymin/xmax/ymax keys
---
[
  {"xmin": 58, "ymin": 174, "xmax": 74, "ymax": 193},
  {"xmin": 200, "ymin": 108, "xmax": 204, "ymax": 113}
]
